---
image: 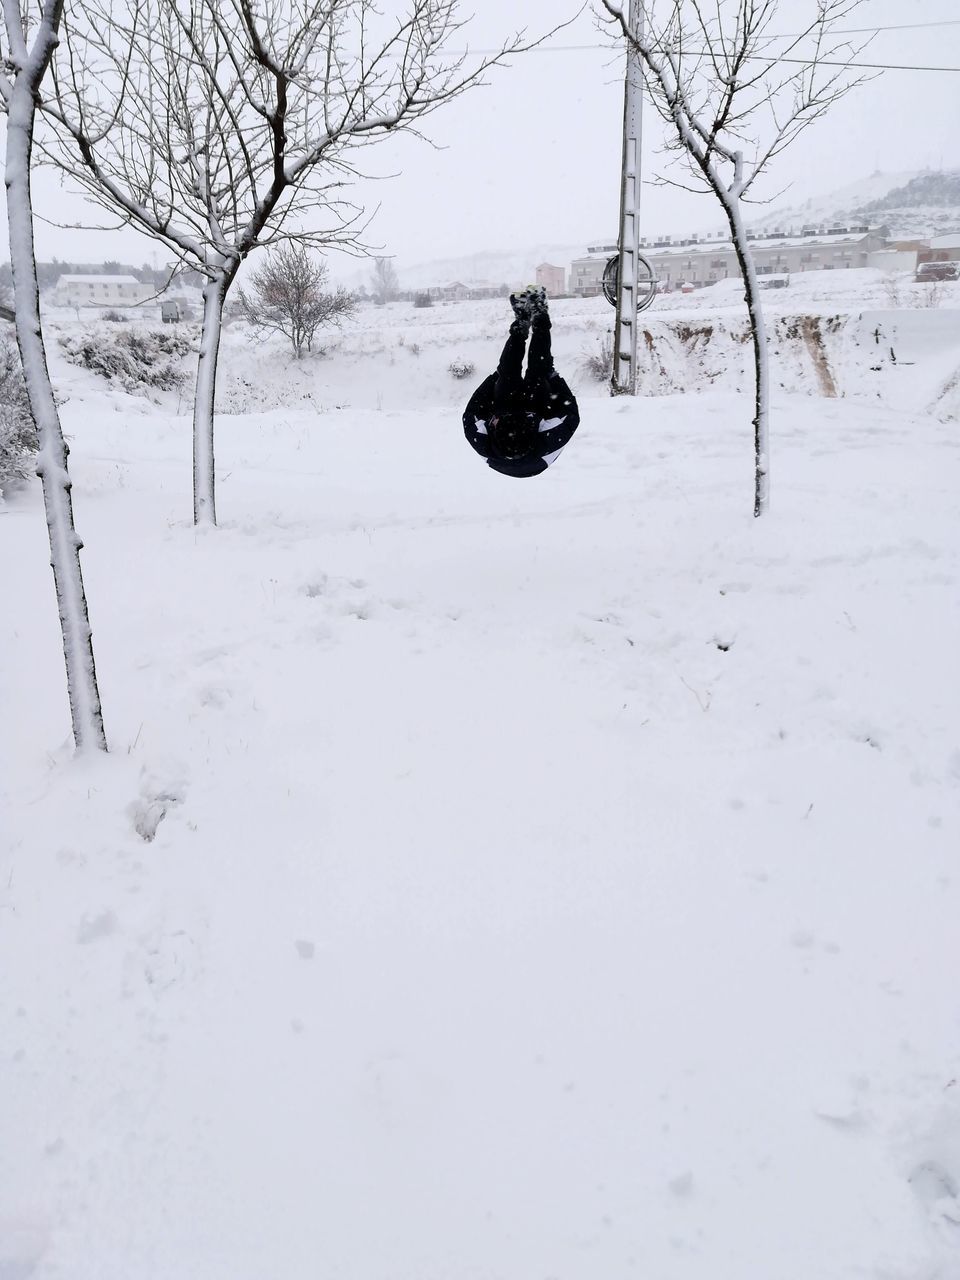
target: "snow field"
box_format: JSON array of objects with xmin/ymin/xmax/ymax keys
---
[{"xmin": 1, "ymin": 286, "xmax": 960, "ymax": 1279}]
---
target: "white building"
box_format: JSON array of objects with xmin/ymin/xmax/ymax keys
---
[
  {"xmin": 569, "ymin": 226, "xmax": 891, "ymax": 295},
  {"xmin": 52, "ymin": 274, "xmax": 151, "ymax": 308},
  {"xmin": 568, "ymin": 242, "xmax": 617, "ymax": 297},
  {"xmin": 644, "ymin": 225, "xmax": 890, "ymax": 289}
]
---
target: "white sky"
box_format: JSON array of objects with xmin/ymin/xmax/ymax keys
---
[{"xmin": 3, "ymin": 0, "xmax": 959, "ymax": 276}]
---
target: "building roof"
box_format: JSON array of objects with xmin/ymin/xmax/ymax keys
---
[
  {"xmin": 57, "ymin": 274, "xmax": 142, "ymax": 285},
  {"xmin": 576, "ymin": 226, "xmax": 887, "ymax": 261},
  {"xmin": 930, "ymin": 234, "xmax": 960, "ymax": 250},
  {"xmin": 640, "ymin": 227, "xmax": 884, "ymax": 258}
]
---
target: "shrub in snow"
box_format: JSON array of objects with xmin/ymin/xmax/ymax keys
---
[
  {"xmin": 413, "ymin": 293, "xmax": 433, "ymax": 309},
  {"xmin": 448, "ymin": 357, "xmax": 475, "ymax": 380},
  {"xmin": 881, "ymin": 276, "xmax": 904, "ymax": 308},
  {"xmin": 0, "ymin": 333, "xmax": 38, "ymax": 496},
  {"xmin": 102, "ymin": 309, "xmax": 130, "ymax": 323},
  {"xmin": 58, "ymin": 326, "xmax": 193, "ymax": 393},
  {"xmin": 580, "ymin": 335, "xmax": 614, "ymax": 383}
]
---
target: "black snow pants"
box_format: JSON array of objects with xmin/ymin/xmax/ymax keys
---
[{"xmin": 493, "ymin": 317, "xmax": 555, "ymax": 413}]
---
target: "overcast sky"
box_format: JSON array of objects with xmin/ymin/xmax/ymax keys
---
[{"xmin": 3, "ymin": 0, "xmax": 959, "ymax": 276}]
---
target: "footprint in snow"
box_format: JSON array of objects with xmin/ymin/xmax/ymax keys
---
[{"xmin": 129, "ymin": 768, "xmax": 187, "ymax": 842}]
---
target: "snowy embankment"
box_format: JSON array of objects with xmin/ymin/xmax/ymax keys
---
[
  {"xmin": 202, "ymin": 269, "xmax": 959, "ymax": 417},
  {"xmin": 2, "ymin": 280, "xmax": 959, "ymax": 1279}
]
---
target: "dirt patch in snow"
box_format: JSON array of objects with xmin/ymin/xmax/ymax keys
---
[{"xmin": 799, "ymin": 315, "xmax": 840, "ymax": 397}]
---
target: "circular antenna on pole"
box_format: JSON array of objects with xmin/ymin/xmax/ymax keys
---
[
  {"xmin": 602, "ymin": 255, "xmax": 619, "ymax": 306},
  {"xmin": 603, "ymin": 252, "xmax": 658, "ymax": 312}
]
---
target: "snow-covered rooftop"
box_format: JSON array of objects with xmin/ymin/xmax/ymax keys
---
[
  {"xmin": 572, "ymin": 227, "xmax": 888, "ymax": 263},
  {"xmin": 56, "ymin": 274, "xmax": 142, "ymax": 285},
  {"xmin": 930, "ymin": 234, "xmax": 960, "ymax": 250},
  {"xmin": 641, "ymin": 228, "xmax": 885, "ymax": 258}
]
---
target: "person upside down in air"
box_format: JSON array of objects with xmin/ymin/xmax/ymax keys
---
[{"xmin": 462, "ymin": 286, "xmax": 580, "ymax": 478}]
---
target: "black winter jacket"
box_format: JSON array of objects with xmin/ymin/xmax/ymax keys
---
[{"xmin": 462, "ymin": 372, "xmax": 581, "ymax": 478}]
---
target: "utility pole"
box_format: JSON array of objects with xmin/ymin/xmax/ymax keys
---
[{"xmin": 611, "ymin": 0, "xmax": 644, "ymax": 395}]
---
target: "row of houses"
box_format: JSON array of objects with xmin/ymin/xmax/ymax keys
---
[{"xmin": 542, "ymin": 227, "xmax": 960, "ymax": 297}]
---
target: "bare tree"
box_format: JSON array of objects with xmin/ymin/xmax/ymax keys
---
[
  {"xmin": 237, "ymin": 245, "xmax": 355, "ymax": 358},
  {"xmin": 41, "ymin": 0, "xmax": 538, "ymax": 526},
  {"xmin": 371, "ymin": 256, "xmax": 400, "ymax": 305},
  {"xmin": 598, "ymin": 0, "xmax": 869, "ymax": 516},
  {"xmin": 1, "ymin": 0, "xmax": 107, "ymax": 751}
]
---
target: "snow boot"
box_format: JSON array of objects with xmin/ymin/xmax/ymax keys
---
[
  {"xmin": 526, "ymin": 286, "xmax": 549, "ymax": 322},
  {"xmin": 509, "ymin": 291, "xmax": 533, "ymax": 325}
]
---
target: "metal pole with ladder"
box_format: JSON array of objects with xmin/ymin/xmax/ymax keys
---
[{"xmin": 611, "ymin": 0, "xmax": 644, "ymax": 396}]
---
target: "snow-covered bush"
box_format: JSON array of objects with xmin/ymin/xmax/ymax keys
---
[
  {"xmin": 0, "ymin": 333, "xmax": 38, "ymax": 496},
  {"xmin": 102, "ymin": 309, "xmax": 130, "ymax": 323},
  {"xmin": 580, "ymin": 335, "xmax": 613, "ymax": 383},
  {"xmin": 413, "ymin": 294, "xmax": 433, "ymax": 309},
  {"xmin": 58, "ymin": 326, "xmax": 193, "ymax": 392},
  {"xmin": 448, "ymin": 357, "xmax": 475, "ymax": 380}
]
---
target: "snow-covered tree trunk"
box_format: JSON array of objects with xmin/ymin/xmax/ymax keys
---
[
  {"xmin": 3, "ymin": 0, "xmax": 107, "ymax": 751},
  {"xmin": 598, "ymin": 0, "xmax": 866, "ymax": 520},
  {"xmin": 723, "ymin": 195, "xmax": 769, "ymax": 517},
  {"xmin": 193, "ymin": 272, "xmax": 230, "ymax": 526}
]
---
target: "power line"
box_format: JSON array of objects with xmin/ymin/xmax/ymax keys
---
[
  {"xmin": 466, "ymin": 17, "xmax": 960, "ymax": 67},
  {"xmin": 749, "ymin": 56, "xmax": 960, "ymax": 72},
  {"xmin": 482, "ymin": 45, "xmax": 960, "ymax": 73},
  {"xmin": 772, "ymin": 18, "xmax": 960, "ymax": 36}
]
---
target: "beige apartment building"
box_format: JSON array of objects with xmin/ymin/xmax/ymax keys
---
[
  {"xmin": 536, "ymin": 263, "xmax": 566, "ymax": 296},
  {"xmin": 569, "ymin": 226, "xmax": 890, "ymax": 294}
]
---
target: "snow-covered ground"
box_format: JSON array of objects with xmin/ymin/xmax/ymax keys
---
[{"xmin": 2, "ymin": 275, "xmax": 960, "ymax": 1280}]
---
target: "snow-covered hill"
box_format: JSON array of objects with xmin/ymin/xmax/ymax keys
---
[
  {"xmin": 746, "ymin": 168, "xmax": 960, "ymax": 239},
  {"xmin": 853, "ymin": 169, "xmax": 960, "ymax": 239},
  {"xmin": 749, "ymin": 169, "xmax": 924, "ymax": 232}
]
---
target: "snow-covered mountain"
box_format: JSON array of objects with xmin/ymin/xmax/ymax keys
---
[
  {"xmin": 853, "ymin": 169, "xmax": 960, "ymax": 238},
  {"xmin": 748, "ymin": 170, "xmax": 922, "ymax": 232},
  {"xmin": 749, "ymin": 169, "xmax": 960, "ymax": 239}
]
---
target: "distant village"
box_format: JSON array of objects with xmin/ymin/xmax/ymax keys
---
[
  {"xmin": 430, "ymin": 224, "xmax": 960, "ymax": 304},
  {"xmin": 4, "ymin": 222, "xmax": 959, "ymax": 324}
]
